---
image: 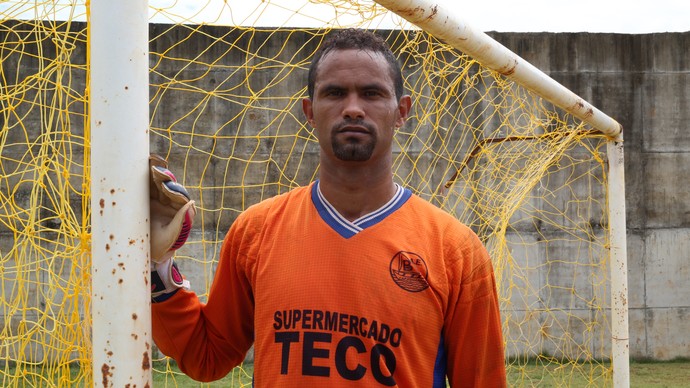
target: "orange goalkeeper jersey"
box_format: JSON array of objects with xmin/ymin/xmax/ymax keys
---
[{"xmin": 152, "ymin": 181, "xmax": 506, "ymax": 387}]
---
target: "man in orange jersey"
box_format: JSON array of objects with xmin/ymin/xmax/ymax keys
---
[{"xmin": 149, "ymin": 28, "xmax": 507, "ymax": 387}]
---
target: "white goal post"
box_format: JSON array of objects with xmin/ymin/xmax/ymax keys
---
[{"xmin": 90, "ymin": 0, "xmax": 152, "ymax": 386}]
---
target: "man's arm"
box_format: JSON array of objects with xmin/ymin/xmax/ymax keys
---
[
  {"xmin": 444, "ymin": 228, "xmax": 507, "ymax": 387},
  {"xmin": 151, "ymin": 218, "xmax": 256, "ymax": 382},
  {"xmin": 148, "ymin": 155, "xmax": 253, "ymax": 382}
]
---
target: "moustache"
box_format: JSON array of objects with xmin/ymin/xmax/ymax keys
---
[{"xmin": 331, "ymin": 119, "xmax": 376, "ymax": 134}]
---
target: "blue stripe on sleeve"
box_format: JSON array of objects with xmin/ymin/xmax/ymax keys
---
[{"xmin": 432, "ymin": 335, "xmax": 448, "ymax": 388}]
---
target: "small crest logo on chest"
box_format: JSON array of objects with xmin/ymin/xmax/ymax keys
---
[{"xmin": 389, "ymin": 251, "xmax": 429, "ymax": 292}]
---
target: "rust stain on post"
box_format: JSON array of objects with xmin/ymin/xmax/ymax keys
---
[
  {"xmin": 571, "ymin": 99, "xmax": 585, "ymax": 111},
  {"xmin": 498, "ymin": 59, "xmax": 519, "ymax": 76},
  {"xmin": 398, "ymin": 6, "xmax": 428, "ymax": 19},
  {"xmin": 142, "ymin": 351, "xmax": 151, "ymax": 370},
  {"xmin": 427, "ymin": 5, "xmax": 438, "ymax": 20},
  {"xmin": 101, "ymin": 363, "xmax": 112, "ymax": 387}
]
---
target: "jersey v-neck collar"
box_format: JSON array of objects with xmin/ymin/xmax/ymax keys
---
[{"xmin": 310, "ymin": 180, "xmax": 412, "ymax": 239}]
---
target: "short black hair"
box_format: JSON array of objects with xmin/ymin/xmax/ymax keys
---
[{"xmin": 307, "ymin": 28, "xmax": 404, "ymax": 100}]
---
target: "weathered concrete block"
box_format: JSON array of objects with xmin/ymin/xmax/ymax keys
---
[
  {"xmin": 628, "ymin": 308, "xmax": 647, "ymax": 359},
  {"xmin": 644, "ymin": 154, "xmax": 690, "ymax": 228},
  {"xmin": 644, "ymin": 33, "xmax": 690, "ymax": 72},
  {"xmin": 540, "ymin": 230, "xmax": 609, "ymax": 310},
  {"xmin": 503, "ymin": 309, "xmax": 543, "ymax": 359},
  {"xmin": 626, "ymin": 232, "xmax": 646, "ymax": 309},
  {"xmin": 644, "ymin": 228, "xmax": 690, "ymax": 307},
  {"xmin": 642, "ymin": 73, "xmax": 690, "ymax": 152},
  {"xmin": 522, "ymin": 309, "xmax": 600, "ymax": 360},
  {"xmin": 645, "ymin": 307, "xmax": 690, "ymax": 360},
  {"xmin": 624, "ymin": 144, "xmax": 646, "ymax": 230},
  {"xmin": 500, "ymin": 232, "xmax": 543, "ymax": 310}
]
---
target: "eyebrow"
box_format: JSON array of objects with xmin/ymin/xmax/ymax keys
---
[{"xmin": 318, "ymin": 82, "xmax": 391, "ymax": 95}]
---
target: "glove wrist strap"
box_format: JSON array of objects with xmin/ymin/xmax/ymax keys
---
[{"xmin": 151, "ymin": 259, "xmax": 189, "ymax": 303}]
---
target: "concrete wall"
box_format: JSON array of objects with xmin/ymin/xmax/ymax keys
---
[{"xmin": 487, "ymin": 32, "xmax": 690, "ymax": 360}]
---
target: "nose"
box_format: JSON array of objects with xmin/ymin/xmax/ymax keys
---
[{"xmin": 342, "ymin": 93, "xmax": 365, "ymax": 120}]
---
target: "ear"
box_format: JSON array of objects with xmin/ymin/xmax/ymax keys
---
[
  {"xmin": 302, "ymin": 98, "xmax": 315, "ymax": 127},
  {"xmin": 395, "ymin": 95, "xmax": 412, "ymax": 128}
]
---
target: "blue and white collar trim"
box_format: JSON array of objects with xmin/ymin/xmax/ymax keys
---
[{"xmin": 311, "ymin": 180, "xmax": 412, "ymax": 239}]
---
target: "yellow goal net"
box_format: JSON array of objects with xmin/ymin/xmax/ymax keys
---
[{"xmin": 0, "ymin": 0, "xmax": 627, "ymax": 386}]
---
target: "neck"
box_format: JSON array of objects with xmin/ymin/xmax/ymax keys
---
[{"xmin": 317, "ymin": 159, "xmax": 396, "ymax": 222}]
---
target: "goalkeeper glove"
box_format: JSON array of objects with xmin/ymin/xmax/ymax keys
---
[
  {"xmin": 149, "ymin": 154, "xmax": 196, "ymax": 263},
  {"xmin": 151, "ymin": 258, "xmax": 190, "ymax": 302},
  {"xmin": 149, "ymin": 154, "xmax": 196, "ymax": 301}
]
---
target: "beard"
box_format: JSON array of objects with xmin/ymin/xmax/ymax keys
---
[
  {"xmin": 330, "ymin": 120, "xmax": 378, "ymax": 161},
  {"xmin": 332, "ymin": 137, "xmax": 377, "ymax": 161}
]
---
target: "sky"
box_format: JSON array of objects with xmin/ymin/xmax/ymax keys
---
[
  {"xmin": 2, "ymin": 0, "xmax": 688, "ymax": 33},
  {"xmin": 149, "ymin": 0, "xmax": 690, "ymax": 34},
  {"xmin": 437, "ymin": 0, "xmax": 690, "ymax": 33}
]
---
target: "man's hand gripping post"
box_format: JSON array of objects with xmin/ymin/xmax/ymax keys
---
[{"xmin": 149, "ymin": 154, "xmax": 196, "ymax": 301}]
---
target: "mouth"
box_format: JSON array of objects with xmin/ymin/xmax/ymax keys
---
[
  {"xmin": 335, "ymin": 127, "xmax": 371, "ymax": 143},
  {"xmin": 337, "ymin": 125, "xmax": 369, "ymax": 134},
  {"xmin": 334, "ymin": 121, "xmax": 374, "ymax": 137}
]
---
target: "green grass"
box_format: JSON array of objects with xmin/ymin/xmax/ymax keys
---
[
  {"xmin": 152, "ymin": 362, "xmax": 254, "ymax": 387},
  {"xmin": 3, "ymin": 359, "xmax": 689, "ymax": 387},
  {"xmin": 506, "ymin": 359, "xmax": 690, "ymax": 387},
  {"xmin": 149, "ymin": 359, "xmax": 690, "ymax": 387},
  {"xmin": 626, "ymin": 359, "xmax": 690, "ymax": 388}
]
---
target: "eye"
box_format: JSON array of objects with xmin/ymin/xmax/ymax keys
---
[
  {"xmin": 321, "ymin": 86, "xmax": 345, "ymax": 98},
  {"xmin": 363, "ymin": 87, "xmax": 386, "ymax": 99}
]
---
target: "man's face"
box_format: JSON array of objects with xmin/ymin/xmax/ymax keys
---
[{"xmin": 303, "ymin": 49, "xmax": 410, "ymax": 164}]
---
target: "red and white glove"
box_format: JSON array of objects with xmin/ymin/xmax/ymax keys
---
[
  {"xmin": 149, "ymin": 154, "xmax": 195, "ymax": 301},
  {"xmin": 151, "ymin": 258, "xmax": 189, "ymax": 302}
]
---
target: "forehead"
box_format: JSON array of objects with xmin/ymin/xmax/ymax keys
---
[{"xmin": 315, "ymin": 49, "xmax": 394, "ymax": 87}]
